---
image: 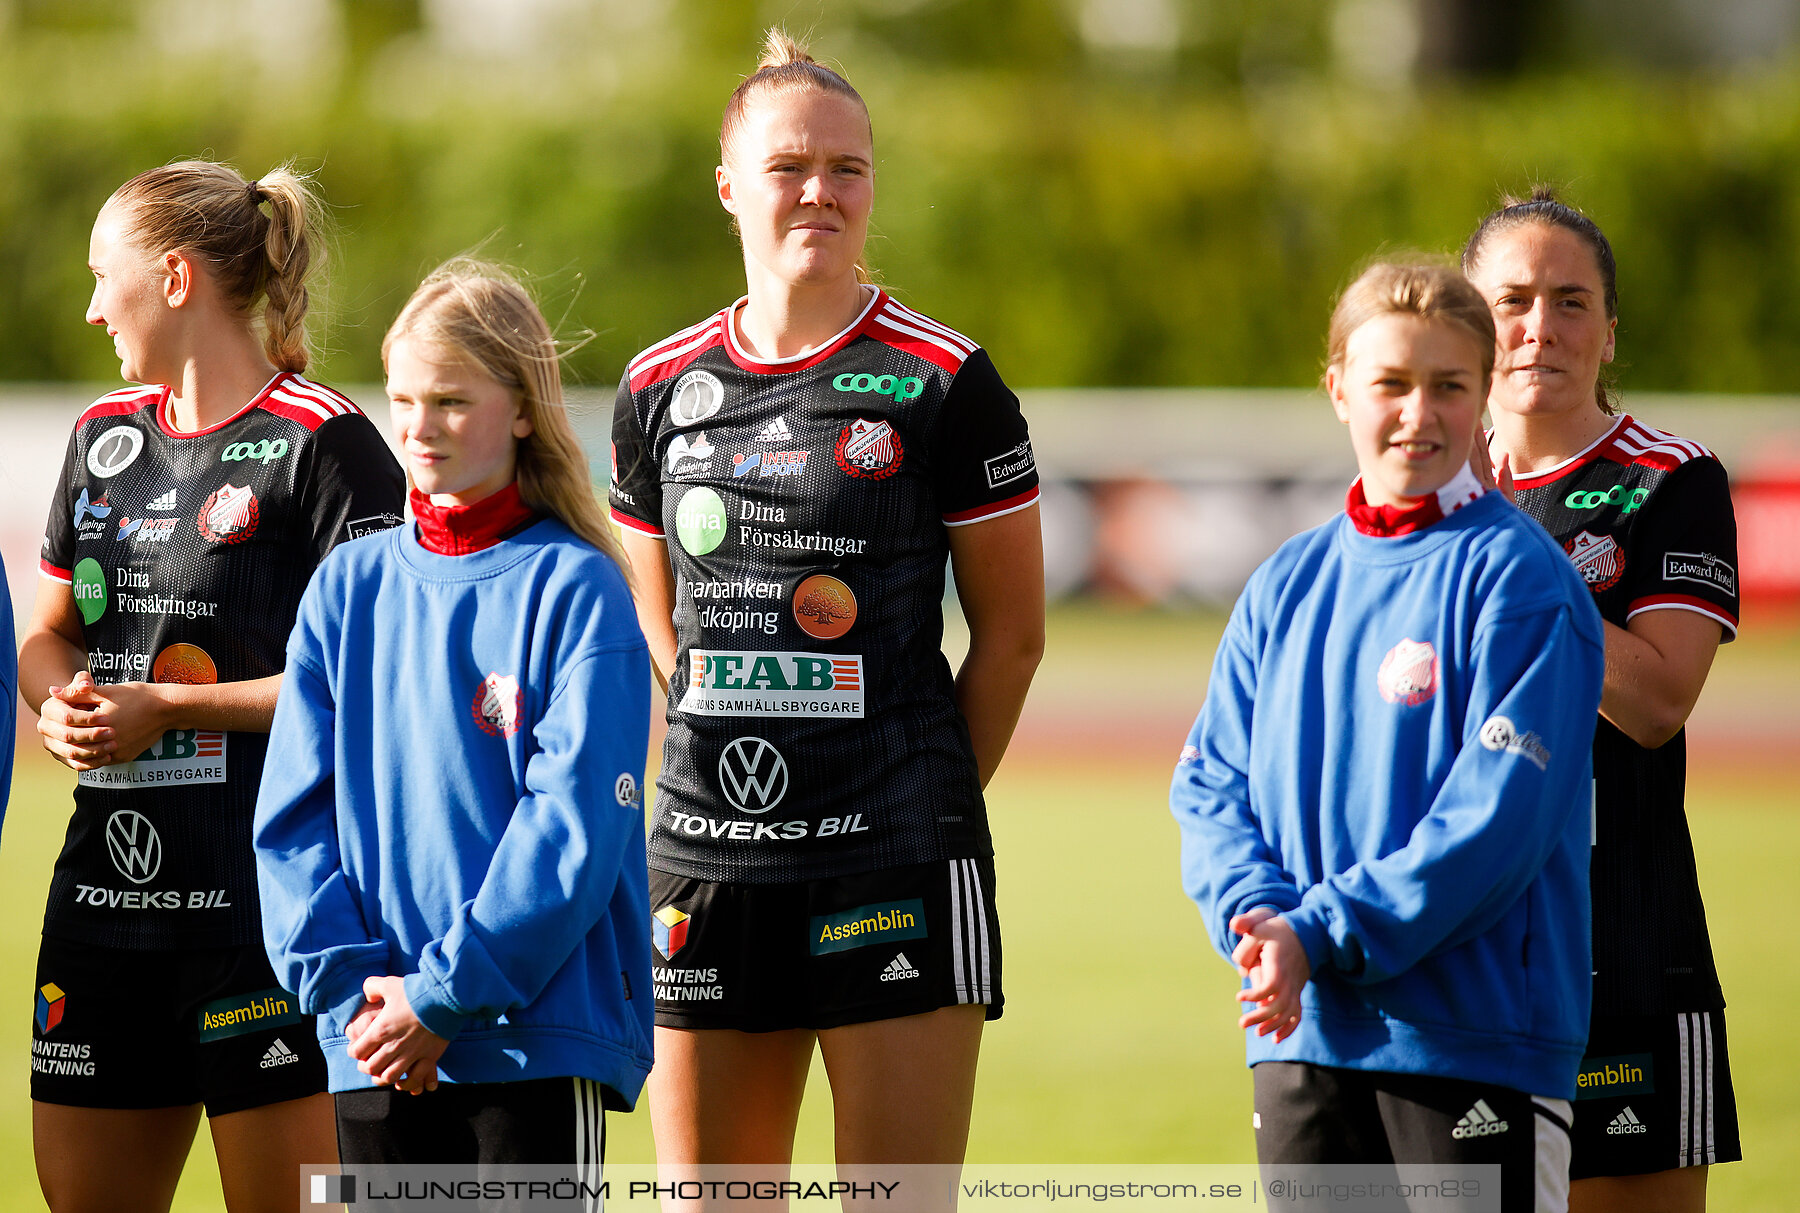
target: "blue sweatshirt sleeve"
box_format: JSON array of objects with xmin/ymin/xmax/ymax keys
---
[
  {"xmin": 1170, "ymin": 596, "xmax": 1304, "ymax": 963},
  {"xmin": 255, "ymin": 596, "xmax": 389, "ymax": 1033},
  {"xmin": 1280, "ymin": 599, "xmax": 1603, "ymax": 984},
  {"xmin": 401, "ymin": 640, "xmax": 651, "ymax": 1040},
  {"xmin": 0, "ymin": 563, "xmax": 15, "ymax": 838}
]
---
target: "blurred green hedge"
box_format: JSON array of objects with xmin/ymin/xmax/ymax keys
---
[{"xmin": 3, "ymin": 28, "xmax": 1798, "ymax": 392}]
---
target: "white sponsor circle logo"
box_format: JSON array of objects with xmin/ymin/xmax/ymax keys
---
[
  {"xmin": 717, "ymin": 737, "xmax": 789, "ymax": 814},
  {"xmin": 87, "ymin": 425, "xmax": 144, "ymax": 478},
  {"xmin": 681, "ymin": 650, "xmax": 864, "ymax": 718},
  {"xmin": 615, "ymin": 772, "xmax": 641, "ymax": 809},
  {"xmin": 669, "ymin": 370, "xmax": 725, "ymax": 427}
]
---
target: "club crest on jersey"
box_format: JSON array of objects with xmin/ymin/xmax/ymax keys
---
[
  {"xmin": 472, "ymin": 673, "xmax": 522, "ymax": 737},
  {"xmin": 1377, "ymin": 639, "xmax": 1439, "ymax": 706},
  {"xmin": 834, "ymin": 417, "xmax": 903, "ymax": 480},
  {"xmin": 669, "ymin": 370, "xmax": 725, "ymax": 427},
  {"xmin": 1565, "ymin": 530, "xmax": 1624, "ymax": 592},
  {"xmin": 197, "ymin": 483, "xmax": 260, "ymax": 544}
]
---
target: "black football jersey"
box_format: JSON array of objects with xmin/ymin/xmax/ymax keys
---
[
  {"xmin": 39, "ymin": 374, "xmax": 406, "ymax": 949},
  {"xmin": 610, "ymin": 290, "xmax": 1039, "ymax": 883},
  {"xmin": 1510, "ymin": 414, "xmax": 1737, "ymax": 1015}
]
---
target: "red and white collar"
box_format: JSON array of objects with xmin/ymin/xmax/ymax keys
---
[
  {"xmin": 1346, "ymin": 463, "xmax": 1486, "ymax": 537},
  {"xmin": 410, "ymin": 482, "xmax": 538, "ymax": 556}
]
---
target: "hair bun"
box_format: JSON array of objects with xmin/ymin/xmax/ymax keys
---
[{"xmin": 758, "ymin": 27, "xmax": 815, "ymax": 70}]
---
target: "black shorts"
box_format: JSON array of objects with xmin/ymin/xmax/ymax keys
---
[
  {"xmin": 1570, "ymin": 1010, "xmax": 1741, "ymax": 1179},
  {"xmin": 336, "ymin": 1076, "xmax": 607, "ymax": 1169},
  {"xmin": 30, "ymin": 933, "xmax": 327, "ymax": 1116},
  {"xmin": 1252, "ymin": 1062, "xmax": 1572, "ymax": 1213},
  {"xmin": 649, "ymin": 857, "xmax": 1002, "ymax": 1031}
]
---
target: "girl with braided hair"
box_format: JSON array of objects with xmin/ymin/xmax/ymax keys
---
[{"xmin": 23, "ymin": 159, "xmax": 404, "ymax": 1212}]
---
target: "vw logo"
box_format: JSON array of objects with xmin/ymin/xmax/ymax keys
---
[
  {"xmin": 717, "ymin": 737, "xmax": 788, "ymax": 814},
  {"xmin": 87, "ymin": 425, "xmax": 145, "ymax": 479},
  {"xmin": 668, "ymin": 370, "xmax": 724, "ymax": 427},
  {"xmin": 105, "ymin": 810, "xmax": 162, "ymax": 884}
]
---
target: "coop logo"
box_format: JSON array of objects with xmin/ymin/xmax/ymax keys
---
[
  {"xmin": 1564, "ymin": 483, "xmax": 1649, "ymax": 515},
  {"xmin": 72, "ymin": 559, "xmax": 108, "ymax": 624},
  {"xmin": 87, "ymin": 425, "xmax": 144, "ymax": 478},
  {"xmin": 833, "ymin": 372, "xmax": 924, "ymax": 403},
  {"xmin": 717, "ymin": 737, "xmax": 790, "ymax": 814},
  {"xmin": 653, "ymin": 906, "xmax": 692, "ymax": 960},
  {"xmin": 669, "ymin": 370, "xmax": 725, "ymax": 427},
  {"xmin": 197, "ymin": 484, "xmax": 259, "ymax": 544},
  {"xmin": 793, "ymin": 574, "xmax": 857, "ymax": 639},
  {"xmin": 1664, "ymin": 551, "xmax": 1736, "ymax": 595},
  {"xmin": 676, "ymin": 487, "xmax": 728, "ymax": 556},
  {"xmin": 1478, "ymin": 715, "xmax": 1551, "ymax": 771},
  {"xmin": 834, "ymin": 417, "xmax": 903, "ymax": 480},
  {"xmin": 1566, "ymin": 530, "xmax": 1624, "ymax": 592},
  {"xmin": 221, "ymin": 438, "xmax": 289, "ymax": 465},
  {"xmin": 78, "ymin": 728, "xmax": 227, "ymax": 789},
  {"xmin": 682, "ymin": 650, "xmax": 864, "ymax": 718},
  {"xmin": 984, "ymin": 439, "xmax": 1036, "ymax": 490},
  {"xmin": 810, "ymin": 899, "xmax": 927, "ymax": 956},
  {"xmin": 472, "ymin": 673, "xmax": 522, "ymax": 737},
  {"xmin": 105, "ymin": 810, "xmax": 163, "ymax": 883},
  {"xmin": 1377, "ymin": 639, "xmax": 1438, "ymax": 706},
  {"xmin": 1576, "ymin": 1054, "xmax": 1654, "ymax": 1100}
]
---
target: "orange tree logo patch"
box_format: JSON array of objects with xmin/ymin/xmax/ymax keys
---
[{"xmin": 793, "ymin": 574, "xmax": 857, "ymax": 639}]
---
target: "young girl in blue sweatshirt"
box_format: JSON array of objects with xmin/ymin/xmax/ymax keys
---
[
  {"xmin": 1172, "ymin": 262, "xmax": 1606, "ymax": 1213},
  {"xmin": 254, "ymin": 263, "xmax": 652, "ymax": 1173}
]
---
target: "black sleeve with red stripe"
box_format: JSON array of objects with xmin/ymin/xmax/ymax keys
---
[
  {"xmin": 929, "ymin": 349, "xmax": 1039, "ymax": 526},
  {"xmin": 1621, "ymin": 456, "xmax": 1740, "ymax": 639},
  {"xmin": 39, "ymin": 422, "xmax": 80, "ymax": 583},
  {"xmin": 300, "ymin": 412, "xmax": 407, "ymax": 564},
  {"xmin": 608, "ymin": 371, "xmax": 663, "ymax": 536}
]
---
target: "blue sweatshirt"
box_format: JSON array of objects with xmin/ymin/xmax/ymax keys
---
[
  {"xmin": 1171, "ymin": 491, "xmax": 1605, "ymax": 1100},
  {"xmin": 254, "ymin": 517, "xmax": 654, "ymax": 1104}
]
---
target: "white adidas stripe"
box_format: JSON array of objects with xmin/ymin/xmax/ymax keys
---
[
  {"xmin": 268, "ymin": 387, "xmax": 336, "ymax": 423},
  {"xmin": 873, "ymin": 310, "xmax": 970, "ymax": 363},
  {"xmin": 628, "ymin": 317, "xmax": 725, "ymax": 376},
  {"xmin": 280, "ymin": 374, "xmax": 359, "ymax": 415},
  {"xmin": 574, "ymin": 1076, "xmax": 604, "ymax": 1211},
  {"xmin": 882, "ymin": 301, "xmax": 978, "ymax": 354}
]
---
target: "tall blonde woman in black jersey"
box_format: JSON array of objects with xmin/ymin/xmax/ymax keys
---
[
  {"xmin": 22, "ymin": 161, "xmax": 403, "ymax": 1212},
  {"xmin": 610, "ymin": 29, "xmax": 1044, "ymax": 1189}
]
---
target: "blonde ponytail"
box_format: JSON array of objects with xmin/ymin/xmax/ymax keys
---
[{"xmin": 109, "ymin": 159, "xmax": 328, "ymax": 372}]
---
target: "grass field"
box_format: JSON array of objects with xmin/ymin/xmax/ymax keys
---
[{"xmin": 0, "ymin": 606, "xmax": 1793, "ymax": 1210}]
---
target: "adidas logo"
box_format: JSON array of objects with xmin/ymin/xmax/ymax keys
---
[
  {"xmin": 259, "ymin": 1038, "xmax": 301, "ymax": 1069},
  {"xmin": 147, "ymin": 489, "xmax": 177, "ymax": 512},
  {"xmin": 879, "ymin": 952, "xmax": 921, "ymax": 982},
  {"xmin": 755, "ymin": 416, "xmax": 793, "ymax": 442},
  {"xmin": 1450, "ymin": 1099, "xmax": 1509, "ymax": 1139},
  {"xmin": 1607, "ymin": 1107, "xmax": 1648, "ymax": 1135}
]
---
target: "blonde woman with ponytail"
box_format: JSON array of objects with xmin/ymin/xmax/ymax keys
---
[
  {"xmin": 23, "ymin": 160, "xmax": 404, "ymax": 1212},
  {"xmin": 254, "ymin": 262, "xmax": 652, "ymax": 1175},
  {"xmin": 610, "ymin": 30, "xmax": 1044, "ymax": 1182}
]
